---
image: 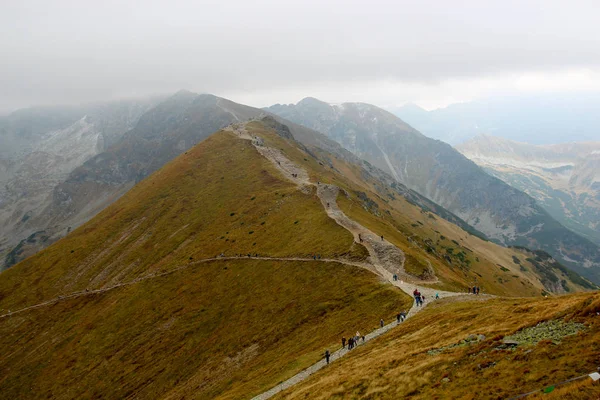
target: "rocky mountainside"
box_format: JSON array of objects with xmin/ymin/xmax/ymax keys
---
[
  {"xmin": 457, "ymin": 135, "xmax": 600, "ymax": 246},
  {"xmin": 392, "ymin": 93, "xmax": 600, "ymax": 145},
  {"xmin": 265, "ymin": 98, "xmax": 600, "ymax": 283},
  {"xmin": 0, "ymin": 98, "xmax": 160, "ymax": 269}
]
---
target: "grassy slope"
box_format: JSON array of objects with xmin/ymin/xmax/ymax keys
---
[
  {"xmin": 0, "ymin": 125, "xmax": 412, "ymax": 399},
  {"xmin": 259, "ymin": 126, "xmax": 590, "ymax": 296},
  {"xmin": 0, "ymin": 129, "xmax": 368, "ymax": 311},
  {"xmin": 276, "ymin": 292, "xmax": 600, "ymax": 400},
  {"xmin": 0, "ymin": 259, "xmax": 409, "ymax": 400},
  {"xmin": 330, "ymin": 167, "xmax": 592, "ymax": 296}
]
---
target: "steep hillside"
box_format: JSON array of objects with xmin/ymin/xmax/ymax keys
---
[
  {"xmin": 275, "ymin": 292, "xmax": 600, "ymax": 399},
  {"xmin": 457, "ymin": 135, "xmax": 600, "ymax": 246},
  {"xmin": 0, "ymin": 121, "xmax": 414, "ymax": 399},
  {"xmin": 0, "ymin": 97, "xmax": 161, "ymax": 270},
  {"xmin": 266, "ymin": 98, "xmax": 600, "ymax": 284},
  {"xmin": 0, "ymin": 118, "xmax": 594, "ymax": 399}
]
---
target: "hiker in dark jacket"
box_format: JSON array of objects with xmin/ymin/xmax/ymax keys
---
[
  {"xmin": 342, "ymin": 337, "xmax": 346, "ymax": 348},
  {"xmin": 325, "ymin": 349, "xmax": 330, "ymax": 364},
  {"xmin": 380, "ymin": 319, "xmax": 384, "ymax": 328}
]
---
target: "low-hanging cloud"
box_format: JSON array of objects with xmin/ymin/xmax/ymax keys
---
[{"xmin": 1, "ymin": 0, "xmax": 600, "ymax": 111}]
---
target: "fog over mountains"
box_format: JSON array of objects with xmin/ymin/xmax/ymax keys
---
[{"xmin": 392, "ymin": 93, "xmax": 600, "ymax": 145}]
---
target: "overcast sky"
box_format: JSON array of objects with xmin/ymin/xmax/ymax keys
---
[{"xmin": 2, "ymin": 0, "xmax": 600, "ymax": 113}]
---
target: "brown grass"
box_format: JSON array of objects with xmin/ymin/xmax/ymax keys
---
[{"xmin": 275, "ymin": 292, "xmax": 600, "ymax": 400}]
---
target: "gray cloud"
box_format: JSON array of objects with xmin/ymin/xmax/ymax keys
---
[{"xmin": 1, "ymin": 0, "xmax": 600, "ymax": 111}]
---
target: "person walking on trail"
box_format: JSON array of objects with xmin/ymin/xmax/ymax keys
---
[
  {"xmin": 380, "ymin": 319, "xmax": 384, "ymax": 328},
  {"xmin": 381, "ymin": 235, "xmax": 384, "ymax": 241},
  {"xmin": 325, "ymin": 349, "xmax": 330, "ymax": 364},
  {"xmin": 435, "ymin": 292, "xmax": 440, "ymax": 300},
  {"xmin": 476, "ymin": 286, "xmax": 480, "ymax": 295},
  {"xmin": 348, "ymin": 337, "xmax": 354, "ymax": 350},
  {"xmin": 342, "ymin": 337, "xmax": 346, "ymax": 348},
  {"xmin": 358, "ymin": 233, "xmax": 363, "ymax": 243},
  {"xmin": 413, "ymin": 289, "xmax": 422, "ymax": 306},
  {"xmin": 473, "ymin": 286, "xmax": 477, "ymax": 295},
  {"xmin": 396, "ymin": 312, "xmax": 401, "ymax": 324},
  {"xmin": 400, "ymin": 311, "xmax": 406, "ymax": 321},
  {"xmin": 355, "ymin": 331, "xmax": 360, "ymax": 345}
]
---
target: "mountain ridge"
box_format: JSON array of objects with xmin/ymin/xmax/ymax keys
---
[{"xmin": 265, "ymin": 97, "xmax": 600, "ymax": 283}]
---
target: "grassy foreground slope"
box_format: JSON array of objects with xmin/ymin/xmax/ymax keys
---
[
  {"xmin": 0, "ymin": 124, "xmax": 412, "ymax": 399},
  {"xmin": 276, "ymin": 292, "xmax": 600, "ymax": 400},
  {"xmin": 0, "ymin": 259, "xmax": 407, "ymax": 399}
]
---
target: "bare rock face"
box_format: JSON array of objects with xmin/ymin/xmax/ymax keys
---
[
  {"xmin": 0, "ymin": 98, "xmax": 160, "ymax": 269},
  {"xmin": 265, "ymin": 98, "xmax": 600, "ymax": 283}
]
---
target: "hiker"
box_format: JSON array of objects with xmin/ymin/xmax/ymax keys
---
[
  {"xmin": 327, "ymin": 202, "xmax": 330, "ymax": 207},
  {"xmin": 400, "ymin": 311, "xmax": 406, "ymax": 321},
  {"xmin": 358, "ymin": 233, "xmax": 363, "ymax": 243},
  {"xmin": 342, "ymin": 337, "xmax": 346, "ymax": 348},
  {"xmin": 397, "ymin": 312, "xmax": 401, "ymax": 323},
  {"xmin": 413, "ymin": 288, "xmax": 422, "ymax": 306},
  {"xmin": 362, "ymin": 335, "xmax": 365, "ymax": 343},
  {"xmin": 348, "ymin": 337, "xmax": 354, "ymax": 350},
  {"xmin": 381, "ymin": 235, "xmax": 384, "ymax": 241},
  {"xmin": 313, "ymin": 255, "xmax": 317, "ymax": 260},
  {"xmin": 380, "ymin": 319, "xmax": 384, "ymax": 328},
  {"xmin": 355, "ymin": 331, "xmax": 360, "ymax": 344},
  {"xmin": 325, "ymin": 349, "xmax": 330, "ymax": 364},
  {"xmin": 473, "ymin": 286, "xmax": 477, "ymax": 295},
  {"xmin": 476, "ymin": 286, "xmax": 480, "ymax": 295},
  {"xmin": 435, "ymin": 292, "xmax": 439, "ymax": 300}
]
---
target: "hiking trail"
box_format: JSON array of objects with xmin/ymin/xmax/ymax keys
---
[{"xmin": 224, "ymin": 122, "xmax": 465, "ymax": 399}]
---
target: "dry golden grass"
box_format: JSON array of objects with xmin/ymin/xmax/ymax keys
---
[
  {"xmin": 0, "ymin": 129, "xmax": 367, "ymax": 311},
  {"xmin": 0, "ymin": 259, "xmax": 411, "ymax": 400},
  {"xmin": 0, "ymin": 124, "xmax": 413, "ymax": 399},
  {"xmin": 276, "ymin": 292, "xmax": 600, "ymax": 400}
]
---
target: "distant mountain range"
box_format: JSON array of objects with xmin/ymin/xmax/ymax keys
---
[
  {"xmin": 457, "ymin": 135, "xmax": 600, "ymax": 246},
  {"xmin": 266, "ymin": 98, "xmax": 600, "ymax": 282},
  {"xmin": 392, "ymin": 93, "xmax": 600, "ymax": 145}
]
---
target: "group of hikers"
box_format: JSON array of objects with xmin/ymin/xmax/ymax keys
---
[
  {"xmin": 469, "ymin": 286, "xmax": 481, "ymax": 295},
  {"xmin": 413, "ymin": 288, "xmax": 440, "ymax": 306},
  {"xmin": 324, "ymin": 310, "xmax": 410, "ymax": 364}
]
